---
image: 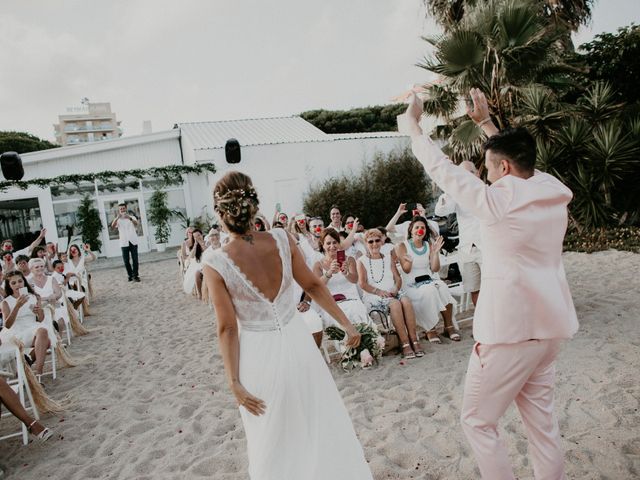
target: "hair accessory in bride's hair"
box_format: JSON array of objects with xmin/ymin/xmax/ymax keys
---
[
  {"xmin": 214, "ymin": 187, "xmax": 260, "ymax": 233},
  {"xmin": 214, "ymin": 187, "xmax": 258, "ymax": 217}
]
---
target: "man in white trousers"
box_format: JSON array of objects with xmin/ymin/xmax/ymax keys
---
[{"xmin": 398, "ymin": 89, "xmax": 578, "ymax": 480}]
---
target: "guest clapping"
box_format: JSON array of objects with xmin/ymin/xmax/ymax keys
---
[
  {"xmin": 313, "ymin": 229, "xmax": 369, "ymax": 328},
  {"xmin": 357, "ymin": 228, "xmax": 423, "ymax": 359},
  {"xmin": 396, "ymin": 217, "xmax": 459, "ymax": 343}
]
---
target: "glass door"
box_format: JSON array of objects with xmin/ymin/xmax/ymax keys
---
[{"xmin": 101, "ymin": 195, "xmax": 149, "ymax": 257}]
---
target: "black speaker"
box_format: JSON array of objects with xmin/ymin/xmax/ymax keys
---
[
  {"xmin": 225, "ymin": 138, "xmax": 241, "ymax": 164},
  {"xmin": 0, "ymin": 151, "xmax": 24, "ymax": 180}
]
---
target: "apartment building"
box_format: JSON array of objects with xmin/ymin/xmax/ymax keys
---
[{"xmin": 53, "ymin": 102, "xmax": 122, "ymax": 146}]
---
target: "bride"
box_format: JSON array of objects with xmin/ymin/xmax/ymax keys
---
[{"xmin": 202, "ymin": 171, "xmax": 373, "ymax": 480}]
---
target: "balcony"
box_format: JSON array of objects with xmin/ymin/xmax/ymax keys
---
[{"xmin": 64, "ymin": 124, "xmax": 116, "ymax": 133}]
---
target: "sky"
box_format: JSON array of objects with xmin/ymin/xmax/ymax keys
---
[{"xmin": 1, "ymin": 0, "xmax": 638, "ymax": 142}]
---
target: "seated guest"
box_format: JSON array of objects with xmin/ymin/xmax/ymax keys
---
[
  {"xmin": 0, "ymin": 373, "xmax": 53, "ymax": 441},
  {"xmin": 289, "ymin": 214, "xmax": 312, "ymax": 243},
  {"xmin": 254, "ymin": 216, "xmax": 268, "ymax": 232},
  {"xmin": 298, "ymin": 217, "xmax": 324, "ymax": 269},
  {"xmin": 51, "ymin": 260, "xmax": 85, "ymax": 307},
  {"xmin": 340, "ymin": 216, "xmax": 365, "ymax": 259},
  {"xmin": 396, "ymin": 216, "xmax": 459, "ymax": 343},
  {"xmin": 179, "ymin": 227, "xmax": 195, "ymax": 276},
  {"xmin": 2, "ymin": 252, "xmax": 15, "ymax": 274},
  {"xmin": 65, "ymin": 243, "xmax": 96, "ymax": 314},
  {"xmin": 29, "ymin": 258, "xmax": 73, "ymax": 337},
  {"xmin": 2, "ymin": 229, "xmax": 46, "ymax": 258},
  {"xmin": 205, "ymin": 228, "xmax": 222, "ymax": 250},
  {"xmin": 313, "ymin": 228, "xmax": 369, "ymax": 327},
  {"xmin": 15, "ymin": 255, "xmax": 31, "ymax": 279},
  {"xmin": 357, "ymin": 228, "xmax": 423, "ymax": 359},
  {"xmin": 386, "ymin": 203, "xmax": 439, "ymax": 243},
  {"xmin": 296, "ymin": 292, "xmax": 324, "ymax": 347},
  {"xmin": 183, "ymin": 229, "xmax": 206, "ymax": 299},
  {"xmin": 272, "ymin": 211, "xmax": 289, "ymax": 228},
  {"xmin": 1, "ymin": 271, "xmax": 56, "ymax": 375}
]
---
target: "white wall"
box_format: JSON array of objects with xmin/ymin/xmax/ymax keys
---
[{"xmin": 192, "ymin": 136, "xmax": 411, "ymax": 222}]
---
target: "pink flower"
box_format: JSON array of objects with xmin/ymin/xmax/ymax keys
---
[
  {"xmin": 375, "ymin": 336, "xmax": 386, "ymax": 349},
  {"xmin": 360, "ymin": 348, "xmax": 374, "ymax": 367}
]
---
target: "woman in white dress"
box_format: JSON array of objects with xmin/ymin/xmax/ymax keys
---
[
  {"xmin": 182, "ymin": 229, "xmax": 206, "ymax": 298},
  {"xmin": 395, "ymin": 216, "xmax": 460, "ymax": 343},
  {"xmin": 312, "ymin": 228, "xmax": 370, "ymax": 327},
  {"xmin": 0, "ymin": 271, "xmax": 55, "ymax": 375},
  {"xmin": 202, "ymin": 171, "xmax": 373, "ymax": 480},
  {"xmin": 65, "ymin": 243, "xmax": 96, "ymax": 313},
  {"xmin": 357, "ymin": 228, "xmax": 423, "ymax": 359}
]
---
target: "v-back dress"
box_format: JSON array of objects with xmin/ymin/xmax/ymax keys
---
[{"xmin": 202, "ymin": 228, "xmax": 372, "ymax": 480}]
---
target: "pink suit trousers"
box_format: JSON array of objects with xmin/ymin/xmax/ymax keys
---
[{"xmin": 461, "ymin": 339, "xmax": 566, "ymax": 480}]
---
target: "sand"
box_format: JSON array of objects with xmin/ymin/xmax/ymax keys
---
[{"xmin": 1, "ymin": 250, "xmax": 638, "ymax": 479}]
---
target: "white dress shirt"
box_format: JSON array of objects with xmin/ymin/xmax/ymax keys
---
[
  {"xmin": 116, "ymin": 216, "xmax": 139, "ymax": 247},
  {"xmin": 435, "ymin": 193, "xmax": 481, "ymax": 255}
]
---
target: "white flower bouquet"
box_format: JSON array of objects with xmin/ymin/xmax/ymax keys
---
[{"xmin": 325, "ymin": 323, "xmax": 385, "ymax": 371}]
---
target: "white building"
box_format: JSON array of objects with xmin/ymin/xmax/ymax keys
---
[{"xmin": 1, "ymin": 116, "xmax": 409, "ymax": 257}]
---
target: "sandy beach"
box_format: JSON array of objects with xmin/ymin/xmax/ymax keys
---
[{"xmin": 1, "ymin": 250, "xmax": 638, "ymax": 479}]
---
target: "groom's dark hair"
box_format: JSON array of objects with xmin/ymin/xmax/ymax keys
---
[{"xmin": 484, "ymin": 127, "xmax": 536, "ymax": 174}]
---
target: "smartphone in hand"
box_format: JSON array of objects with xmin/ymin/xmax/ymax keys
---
[{"xmin": 336, "ymin": 250, "xmax": 346, "ymax": 267}]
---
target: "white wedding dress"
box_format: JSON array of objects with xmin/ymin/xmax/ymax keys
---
[{"xmin": 203, "ymin": 228, "xmax": 373, "ymax": 480}]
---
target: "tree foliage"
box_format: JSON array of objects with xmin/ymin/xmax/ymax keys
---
[
  {"xmin": 77, "ymin": 195, "xmax": 103, "ymax": 252},
  {"xmin": 0, "ymin": 131, "xmax": 58, "ymax": 154},
  {"xmin": 417, "ymin": 0, "xmax": 640, "ymax": 228},
  {"xmin": 575, "ymin": 24, "xmax": 640, "ymax": 105},
  {"xmin": 301, "ymin": 104, "xmax": 406, "ymax": 134},
  {"xmin": 148, "ymin": 190, "xmax": 173, "ymax": 244},
  {"xmin": 303, "ymin": 148, "xmax": 432, "ymax": 228}
]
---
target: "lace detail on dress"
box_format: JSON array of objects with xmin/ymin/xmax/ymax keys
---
[{"xmin": 202, "ymin": 229, "xmax": 296, "ymax": 332}]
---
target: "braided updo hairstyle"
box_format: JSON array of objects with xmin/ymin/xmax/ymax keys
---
[{"xmin": 213, "ymin": 171, "xmax": 260, "ymax": 234}]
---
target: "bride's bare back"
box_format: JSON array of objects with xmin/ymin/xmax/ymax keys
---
[{"xmin": 221, "ymin": 231, "xmax": 284, "ymax": 303}]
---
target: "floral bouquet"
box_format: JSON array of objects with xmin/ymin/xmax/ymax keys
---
[{"xmin": 325, "ymin": 323, "xmax": 385, "ymax": 371}]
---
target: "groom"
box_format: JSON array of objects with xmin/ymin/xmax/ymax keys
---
[{"xmin": 398, "ymin": 89, "xmax": 578, "ymax": 479}]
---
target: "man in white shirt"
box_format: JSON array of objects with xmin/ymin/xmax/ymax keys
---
[
  {"xmin": 110, "ymin": 203, "xmax": 140, "ymax": 282},
  {"xmin": 435, "ymin": 161, "xmax": 482, "ymax": 305}
]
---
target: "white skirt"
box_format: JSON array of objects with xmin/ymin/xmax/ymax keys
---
[
  {"xmin": 321, "ymin": 299, "xmax": 370, "ymax": 328},
  {"xmin": 238, "ymin": 316, "xmax": 372, "ymax": 480},
  {"xmin": 405, "ymin": 280, "xmax": 457, "ymax": 331},
  {"xmin": 182, "ymin": 260, "xmax": 202, "ymax": 295}
]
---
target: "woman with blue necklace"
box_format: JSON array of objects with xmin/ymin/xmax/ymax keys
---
[{"xmin": 396, "ymin": 216, "xmax": 459, "ymax": 344}]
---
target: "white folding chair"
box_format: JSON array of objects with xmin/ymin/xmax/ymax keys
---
[{"xmin": 0, "ymin": 347, "xmax": 40, "ymax": 445}]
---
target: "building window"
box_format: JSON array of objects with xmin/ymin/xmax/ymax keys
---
[{"xmin": 0, "ymin": 197, "xmax": 43, "ymax": 250}]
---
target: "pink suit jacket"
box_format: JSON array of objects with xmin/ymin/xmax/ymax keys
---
[{"xmin": 400, "ymin": 119, "xmax": 579, "ymax": 344}]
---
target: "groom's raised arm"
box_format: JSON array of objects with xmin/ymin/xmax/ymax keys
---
[{"xmin": 397, "ymin": 91, "xmax": 510, "ymax": 224}]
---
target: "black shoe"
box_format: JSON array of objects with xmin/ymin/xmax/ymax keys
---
[
  {"xmin": 128, "ymin": 277, "xmax": 133, "ymax": 282},
  {"xmin": 134, "ymin": 277, "xmax": 141, "ymax": 282}
]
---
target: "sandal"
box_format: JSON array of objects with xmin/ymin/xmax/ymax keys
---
[
  {"xmin": 412, "ymin": 341, "xmax": 425, "ymax": 357},
  {"xmin": 28, "ymin": 421, "xmax": 53, "ymax": 442},
  {"xmin": 444, "ymin": 326, "xmax": 461, "ymax": 342},
  {"xmin": 401, "ymin": 343, "xmax": 416, "ymax": 359},
  {"xmin": 426, "ymin": 329, "xmax": 441, "ymax": 344}
]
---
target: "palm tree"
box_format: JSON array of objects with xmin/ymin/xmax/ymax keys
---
[{"xmin": 425, "ymin": 0, "xmax": 594, "ymax": 32}]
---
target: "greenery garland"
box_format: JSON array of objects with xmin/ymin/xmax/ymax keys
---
[{"xmin": 0, "ymin": 164, "xmax": 217, "ymax": 192}]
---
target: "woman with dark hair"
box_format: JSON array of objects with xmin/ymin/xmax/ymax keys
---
[
  {"xmin": 313, "ymin": 228, "xmax": 369, "ymax": 327},
  {"xmin": 0, "ymin": 271, "xmax": 55, "ymax": 375},
  {"xmin": 396, "ymin": 216, "xmax": 459, "ymax": 343},
  {"xmin": 183, "ymin": 228, "xmax": 206, "ymax": 299},
  {"xmin": 65, "ymin": 243, "xmax": 96, "ymax": 314},
  {"xmin": 202, "ymin": 171, "xmax": 372, "ymax": 480}
]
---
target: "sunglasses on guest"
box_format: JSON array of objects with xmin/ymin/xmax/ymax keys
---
[{"xmin": 367, "ymin": 239, "xmax": 381, "ymax": 244}]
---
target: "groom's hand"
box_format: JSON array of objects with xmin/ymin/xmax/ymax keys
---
[{"xmin": 397, "ymin": 93, "xmax": 423, "ymax": 137}]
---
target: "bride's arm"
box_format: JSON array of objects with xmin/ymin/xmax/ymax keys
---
[
  {"xmin": 202, "ymin": 265, "xmax": 266, "ymax": 416},
  {"xmin": 287, "ymin": 233, "xmax": 361, "ymax": 348}
]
